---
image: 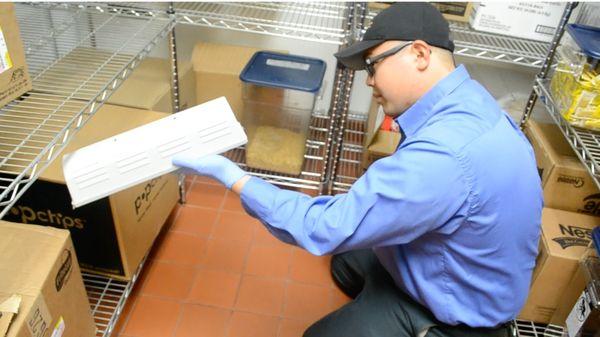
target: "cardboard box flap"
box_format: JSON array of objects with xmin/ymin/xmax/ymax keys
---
[
  {"xmin": 541, "ymin": 208, "xmax": 599, "ymax": 260},
  {"xmin": 0, "ymin": 222, "xmax": 68, "ymax": 294},
  {"xmin": 191, "ymin": 42, "xmax": 259, "ymax": 75},
  {"xmin": 39, "ymin": 104, "xmax": 170, "ymax": 183},
  {"xmin": 0, "ymin": 295, "xmax": 21, "ymax": 337},
  {"xmin": 528, "ymin": 121, "xmax": 584, "ymax": 170}
]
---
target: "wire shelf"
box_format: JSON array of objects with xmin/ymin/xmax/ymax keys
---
[
  {"xmin": 332, "ymin": 114, "xmax": 365, "ymax": 193},
  {"xmin": 534, "ymin": 78, "xmax": 600, "ymax": 192},
  {"xmin": 83, "ymin": 256, "xmax": 147, "ymax": 337},
  {"xmin": 224, "ymin": 113, "xmax": 330, "ymax": 192},
  {"xmin": 175, "ymin": 2, "xmax": 350, "ymax": 45},
  {"xmin": 514, "ymin": 320, "xmax": 564, "ymax": 337},
  {"xmin": 0, "ymin": 4, "xmax": 175, "ymax": 218},
  {"xmin": 365, "ymin": 10, "xmax": 549, "ymax": 68}
]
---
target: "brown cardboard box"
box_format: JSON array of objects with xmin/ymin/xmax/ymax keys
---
[
  {"xmin": 549, "ymin": 247, "xmax": 598, "ymax": 325},
  {"xmin": 1, "ymin": 104, "xmax": 179, "ymax": 280},
  {"xmin": 524, "ymin": 120, "xmax": 600, "ymax": 216},
  {"xmin": 0, "ymin": 4, "xmax": 32, "ymax": 109},
  {"xmin": 361, "ymin": 99, "xmax": 401, "ymax": 169},
  {"xmin": 367, "ymin": 2, "xmax": 473, "ymax": 23},
  {"xmin": 107, "ymin": 57, "xmax": 196, "ymax": 113},
  {"xmin": 519, "ymin": 208, "xmax": 600, "ymax": 323},
  {"xmin": 0, "ymin": 221, "xmax": 96, "ymax": 337},
  {"xmin": 191, "ymin": 42, "xmax": 263, "ymax": 120}
]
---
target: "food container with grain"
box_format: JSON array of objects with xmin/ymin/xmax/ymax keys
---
[{"xmin": 239, "ymin": 51, "xmax": 326, "ymax": 175}]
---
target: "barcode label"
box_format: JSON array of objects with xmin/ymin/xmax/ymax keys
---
[
  {"xmin": 266, "ymin": 59, "xmax": 310, "ymax": 71},
  {"xmin": 0, "ymin": 27, "xmax": 13, "ymax": 74}
]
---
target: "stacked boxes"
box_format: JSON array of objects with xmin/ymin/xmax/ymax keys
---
[
  {"xmin": 521, "ymin": 120, "xmax": 600, "ymax": 323},
  {"xmin": 2, "ymin": 104, "xmax": 179, "ymax": 280}
]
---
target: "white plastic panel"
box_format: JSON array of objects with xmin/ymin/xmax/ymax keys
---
[{"xmin": 63, "ymin": 97, "xmax": 247, "ymax": 207}]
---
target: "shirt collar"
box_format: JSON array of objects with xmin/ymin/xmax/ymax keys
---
[{"xmin": 395, "ymin": 64, "xmax": 471, "ymax": 139}]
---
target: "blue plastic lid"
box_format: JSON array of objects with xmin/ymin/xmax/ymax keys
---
[
  {"xmin": 567, "ymin": 24, "xmax": 600, "ymax": 59},
  {"xmin": 239, "ymin": 51, "xmax": 326, "ymax": 93}
]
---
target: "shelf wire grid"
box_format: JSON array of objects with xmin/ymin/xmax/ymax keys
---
[
  {"xmin": 332, "ymin": 114, "xmax": 366, "ymax": 193},
  {"xmin": 175, "ymin": 2, "xmax": 349, "ymax": 45},
  {"xmin": 365, "ymin": 9, "xmax": 549, "ymax": 68},
  {"xmin": 83, "ymin": 255, "xmax": 147, "ymax": 337},
  {"xmin": 223, "ymin": 112, "xmax": 330, "ymax": 193},
  {"xmin": 535, "ymin": 77, "xmax": 600, "ymax": 191},
  {"xmin": 0, "ymin": 4, "xmax": 175, "ymax": 218},
  {"xmin": 514, "ymin": 320, "xmax": 565, "ymax": 337}
]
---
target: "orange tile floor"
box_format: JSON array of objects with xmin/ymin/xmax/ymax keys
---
[{"xmin": 113, "ymin": 175, "xmax": 351, "ymax": 337}]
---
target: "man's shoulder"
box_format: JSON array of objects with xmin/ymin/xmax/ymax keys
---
[{"xmin": 418, "ymin": 87, "xmax": 506, "ymax": 152}]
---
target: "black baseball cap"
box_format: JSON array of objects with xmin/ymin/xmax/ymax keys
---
[{"xmin": 334, "ymin": 2, "xmax": 455, "ymax": 70}]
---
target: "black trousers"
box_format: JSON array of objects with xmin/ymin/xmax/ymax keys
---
[{"xmin": 303, "ymin": 250, "xmax": 512, "ymax": 337}]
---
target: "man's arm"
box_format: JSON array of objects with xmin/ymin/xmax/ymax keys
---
[{"xmin": 174, "ymin": 138, "xmax": 470, "ymax": 255}]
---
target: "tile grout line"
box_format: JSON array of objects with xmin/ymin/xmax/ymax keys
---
[
  {"xmin": 116, "ymin": 202, "xmax": 184, "ymax": 335},
  {"xmin": 166, "ymin": 180, "xmax": 228, "ymax": 337}
]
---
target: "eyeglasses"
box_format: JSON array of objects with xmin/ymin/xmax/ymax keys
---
[{"xmin": 365, "ymin": 42, "xmax": 413, "ymax": 77}]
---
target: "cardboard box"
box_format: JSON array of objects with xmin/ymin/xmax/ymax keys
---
[
  {"xmin": 519, "ymin": 208, "xmax": 600, "ymax": 323},
  {"xmin": 361, "ymin": 99, "xmax": 401, "ymax": 169},
  {"xmin": 2, "ymin": 104, "xmax": 179, "ymax": 280},
  {"xmin": 0, "ymin": 221, "xmax": 96, "ymax": 337},
  {"xmin": 367, "ymin": 2, "xmax": 473, "ymax": 23},
  {"xmin": 191, "ymin": 42, "xmax": 263, "ymax": 120},
  {"xmin": 107, "ymin": 57, "xmax": 196, "ymax": 113},
  {"xmin": 469, "ymin": 2, "xmax": 566, "ymax": 43},
  {"xmin": 524, "ymin": 120, "xmax": 600, "ymax": 216},
  {"xmin": 550, "ymin": 247, "xmax": 598, "ymax": 325},
  {"xmin": 0, "ymin": 4, "xmax": 32, "ymax": 109}
]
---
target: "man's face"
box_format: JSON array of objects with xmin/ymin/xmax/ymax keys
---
[{"xmin": 364, "ymin": 40, "xmax": 418, "ymax": 117}]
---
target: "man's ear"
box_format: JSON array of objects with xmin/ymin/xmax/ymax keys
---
[{"xmin": 412, "ymin": 40, "xmax": 431, "ymax": 71}]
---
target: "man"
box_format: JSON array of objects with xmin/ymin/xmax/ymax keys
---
[{"xmin": 173, "ymin": 3, "xmax": 542, "ymax": 337}]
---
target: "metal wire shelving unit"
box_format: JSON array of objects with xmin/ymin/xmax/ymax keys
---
[
  {"xmin": 533, "ymin": 78, "xmax": 600, "ymax": 191},
  {"xmin": 0, "ymin": 4, "xmax": 174, "ymax": 337},
  {"xmin": 1, "ymin": 4, "xmax": 175, "ymax": 219},
  {"xmin": 174, "ymin": 2, "xmax": 349, "ymax": 45},
  {"xmin": 174, "ymin": 2, "xmax": 353, "ymax": 194},
  {"xmin": 84, "ymin": 256, "xmax": 147, "ymax": 337},
  {"xmin": 97, "ymin": 2, "xmax": 354, "ymax": 194}
]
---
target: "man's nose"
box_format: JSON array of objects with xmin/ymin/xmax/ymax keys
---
[{"xmin": 365, "ymin": 73, "xmax": 374, "ymax": 87}]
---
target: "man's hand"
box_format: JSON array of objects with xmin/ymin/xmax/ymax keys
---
[{"xmin": 172, "ymin": 154, "xmax": 248, "ymax": 189}]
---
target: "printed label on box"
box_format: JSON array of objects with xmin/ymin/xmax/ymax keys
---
[
  {"xmin": 26, "ymin": 297, "xmax": 52, "ymax": 337},
  {"xmin": 0, "ymin": 27, "xmax": 13, "ymax": 74},
  {"xmin": 266, "ymin": 59, "xmax": 310, "ymax": 71},
  {"xmin": 50, "ymin": 317, "xmax": 65, "ymax": 337}
]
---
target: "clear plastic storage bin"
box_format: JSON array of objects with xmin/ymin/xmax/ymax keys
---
[
  {"xmin": 239, "ymin": 52, "xmax": 326, "ymax": 175},
  {"xmin": 550, "ymin": 24, "xmax": 600, "ymax": 131}
]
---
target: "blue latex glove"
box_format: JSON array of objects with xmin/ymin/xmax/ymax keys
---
[{"xmin": 172, "ymin": 154, "xmax": 247, "ymax": 189}]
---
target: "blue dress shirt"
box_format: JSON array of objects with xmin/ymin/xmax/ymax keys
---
[{"xmin": 240, "ymin": 65, "xmax": 543, "ymax": 327}]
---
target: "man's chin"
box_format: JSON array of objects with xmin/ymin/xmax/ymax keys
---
[{"xmin": 382, "ymin": 106, "xmax": 403, "ymax": 118}]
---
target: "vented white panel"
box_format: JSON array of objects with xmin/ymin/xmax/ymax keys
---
[{"xmin": 63, "ymin": 97, "xmax": 247, "ymax": 208}]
